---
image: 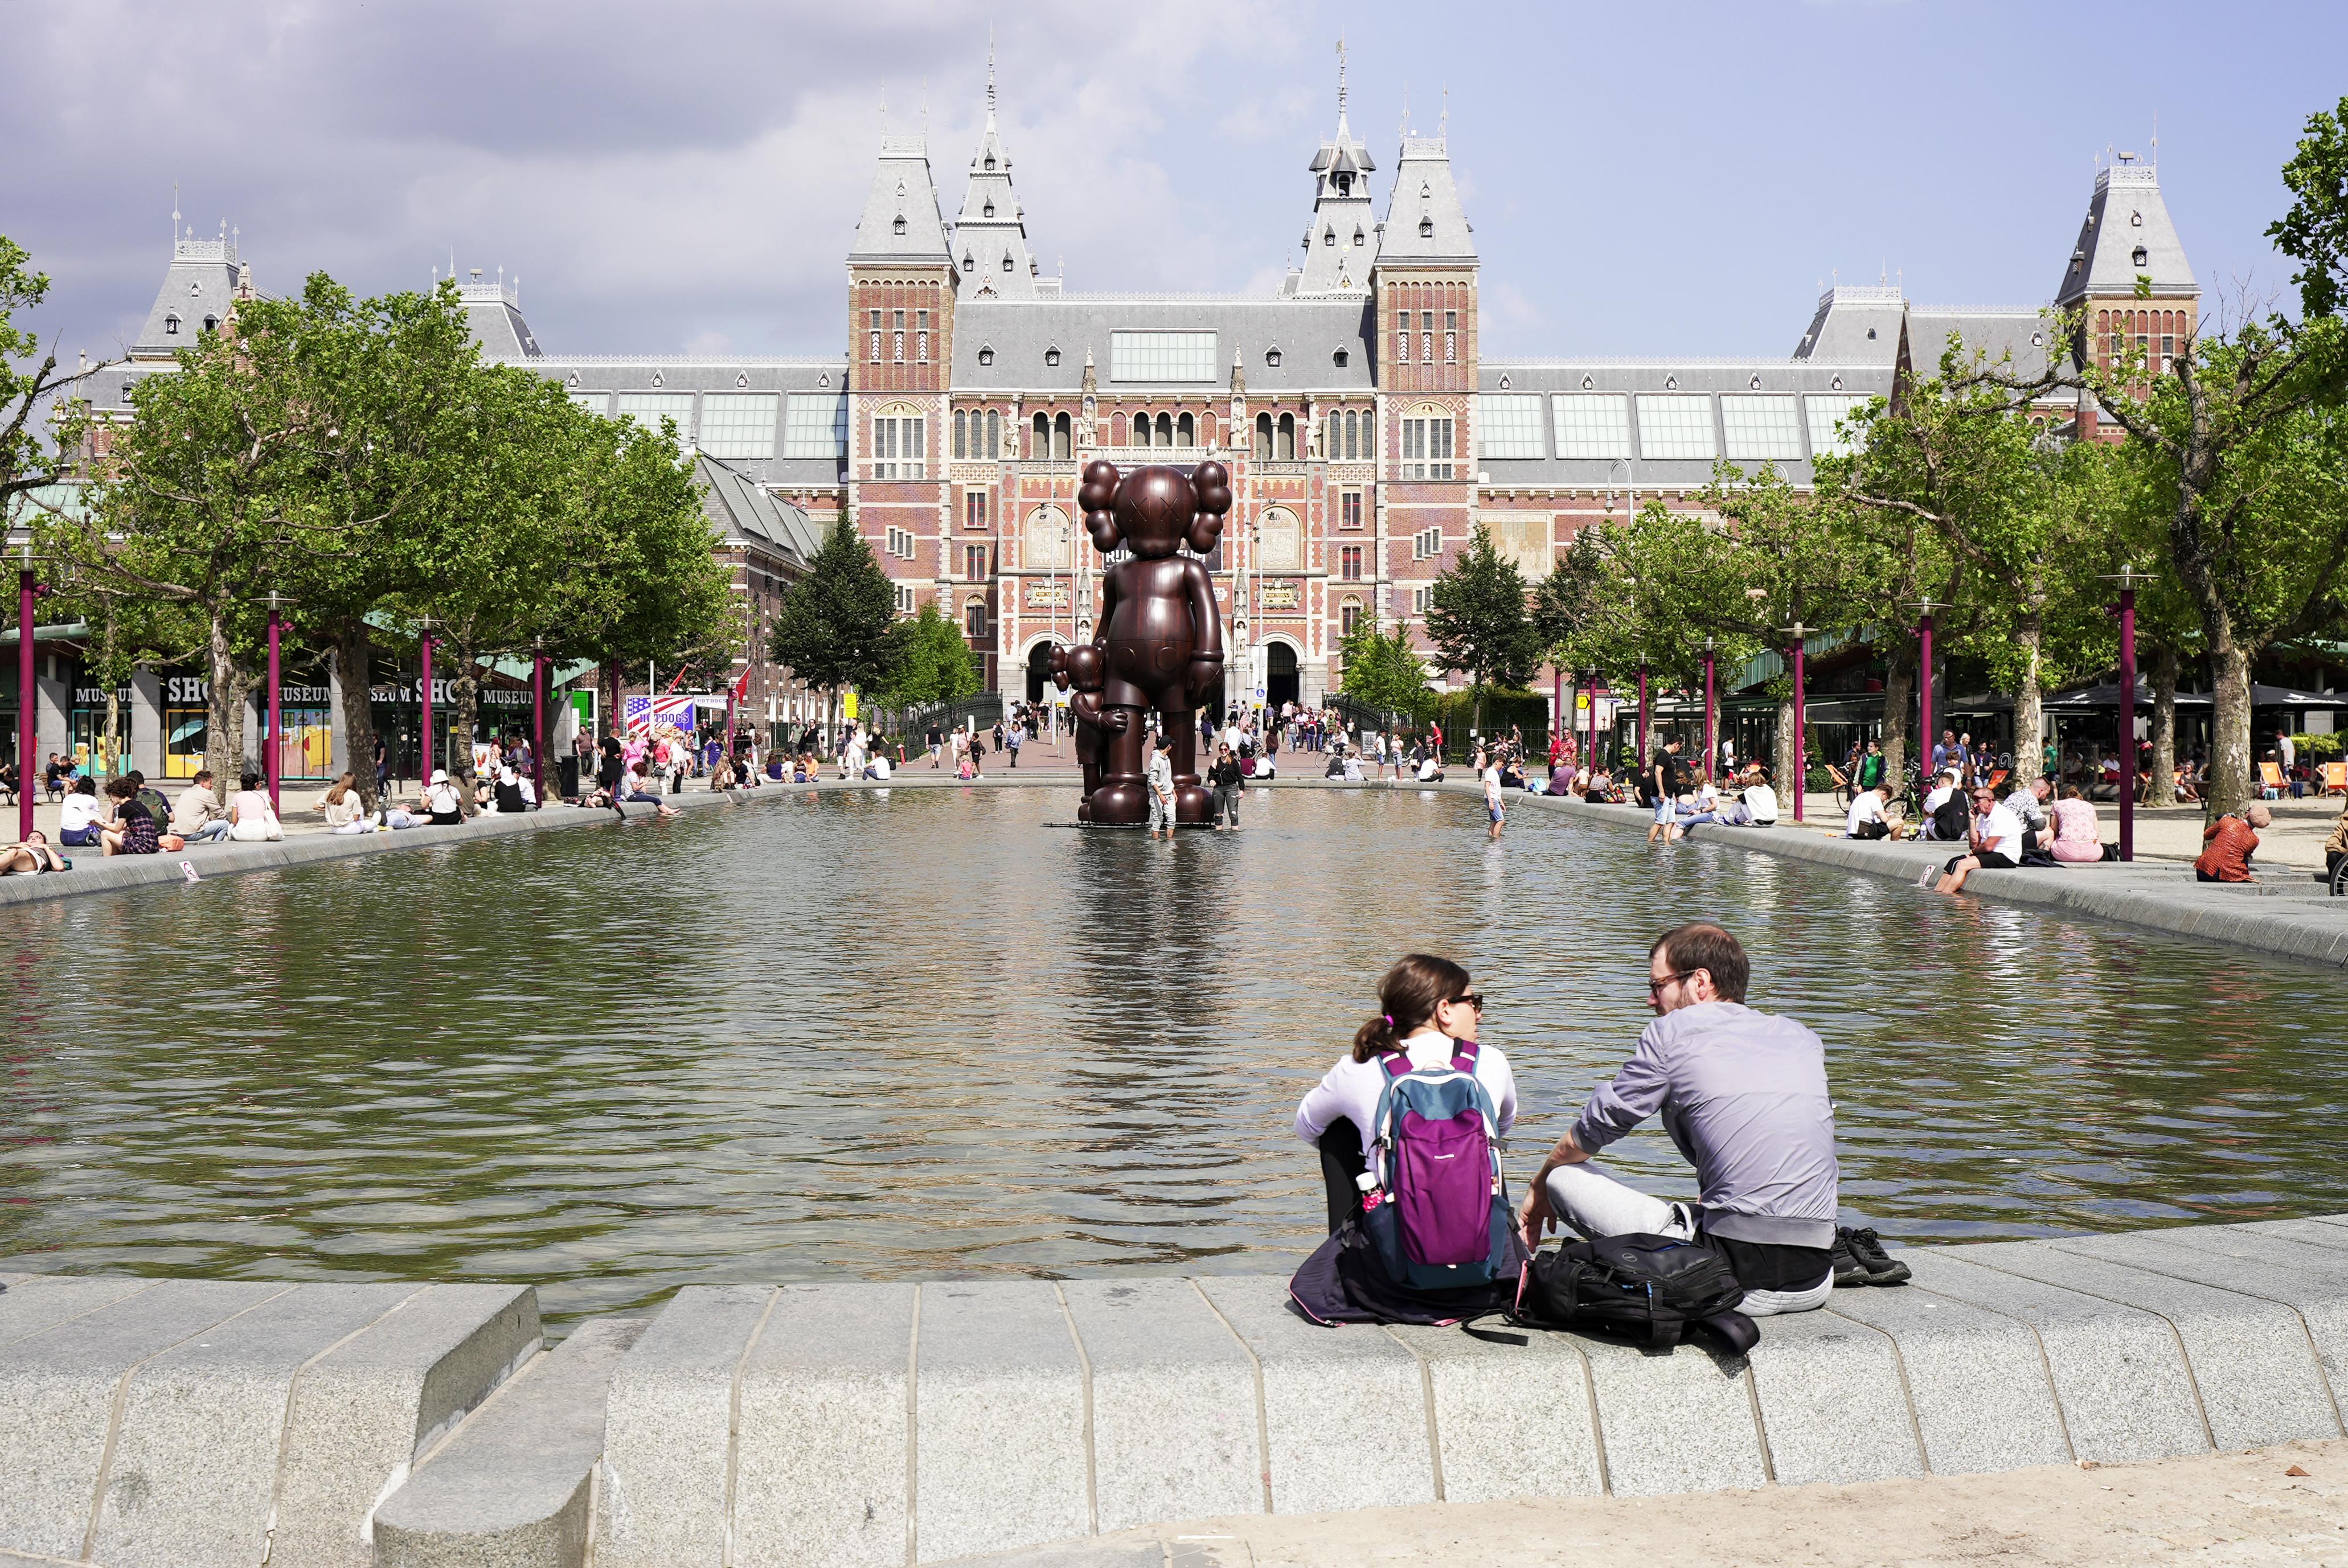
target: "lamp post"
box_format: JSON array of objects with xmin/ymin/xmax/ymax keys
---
[
  {"xmin": 1908, "ymin": 596, "xmax": 1940, "ymax": 799},
  {"xmin": 2102, "ymin": 567, "xmax": 2144, "ymax": 863},
  {"xmin": 416, "ymin": 616, "xmax": 436, "ymax": 786},
  {"xmin": 1637, "ymin": 663, "xmax": 1650, "ymax": 773},
  {"xmin": 264, "ymin": 592, "xmax": 285, "ymax": 814},
  {"xmin": 531, "ymin": 635, "xmax": 547, "ymax": 804},
  {"xmin": 1781, "ymin": 619, "xmax": 1810, "ymax": 823},
  {"xmin": 12, "ymin": 530, "xmax": 39, "ymax": 843},
  {"xmin": 1701, "ymin": 635, "xmax": 1718, "ymax": 779}
]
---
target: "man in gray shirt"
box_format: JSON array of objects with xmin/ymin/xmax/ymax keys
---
[{"xmin": 1517, "ymin": 922, "xmax": 1897, "ymax": 1312}]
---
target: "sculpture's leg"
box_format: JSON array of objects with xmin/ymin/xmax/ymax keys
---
[
  {"xmin": 1169, "ymin": 704, "xmax": 1210, "ymax": 824},
  {"xmin": 1089, "ymin": 708, "xmax": 1149, "ymax": 826}
]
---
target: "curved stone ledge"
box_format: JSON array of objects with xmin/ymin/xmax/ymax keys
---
[{"xmin": 7, "ymin": 1220, "xmax": 2348, "ymax": 1566}]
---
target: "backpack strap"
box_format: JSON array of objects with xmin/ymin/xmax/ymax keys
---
[
  {"xmin": 1451, "ymin": 1039, "xmax": 1481, "ymax": 1074},
  {"xmin": 1378, "ymin": 1050, "xmax": 1413, "ymax": 1081}
]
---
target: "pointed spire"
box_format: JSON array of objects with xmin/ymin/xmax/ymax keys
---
[
  {"xmin": 987, "ymin": 24, "xmax": 997, "ymax": 116},
  {"xmin": 952, "ymin": 55, "xmax": 1038, "ymax": 294},
  {"xmin": 1337, "ymin": 35, "xmax": 1347, "ymax": 117}
]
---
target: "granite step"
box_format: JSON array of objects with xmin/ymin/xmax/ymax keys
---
[{"xmin": 371, "ymin": 1315, "xmax": 649, "ymax": 1568}]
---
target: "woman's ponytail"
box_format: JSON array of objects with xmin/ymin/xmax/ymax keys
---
[{"xmin": 1351, "ymin": 953, "xmax": 1473, "ymax": 1062}]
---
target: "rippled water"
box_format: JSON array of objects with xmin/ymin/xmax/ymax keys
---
[{"xmin": 3, "ymin": 785, "xmax": 2345, "ymax": 1325}]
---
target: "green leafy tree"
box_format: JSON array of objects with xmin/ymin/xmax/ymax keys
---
[
  {"xmin": 1337, "ymin": 621, "xmax": 1435, "ymax": 721},
  {"xmin": 768, "ymin": 516, "xmax": 899, "ymax": 740},
  {"xmin": 1424, "ymin": 522, "xmax": 1540, "ymax": 730},
  {"xmin": 876, "ymin": 601, "xmax": 980, "ymax": 711},
  {"xmin": 1, "ymin": 235, "xmax": 116, "ymax": 511}
]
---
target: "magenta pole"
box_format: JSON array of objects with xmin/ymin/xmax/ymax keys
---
[
  {"xmin": 1918, "ymin": 610, "xmax": 1935, "ymax": 790},
  {"xmin": 265, "ymin": 601, "xmax": 282, "ymax": 813},
  {"xmin": 2117, "ymin": 584, "xmax": 2137, "ymax": 862},
  {"xmin": 531, "ymin": 650, "xmax": 546, "ymax": 803},
  {"xmin": 1637, "ymin": 663, "xmax": 1649, "ymax": 767},
  {"xmin": 17, "ymin": 567, "xmax": 35, "ymax": 843},
  {"xmin": 1702, "ymin": 643, "xmax": 1717, "ymax": 777},
  {"xmin": 1552, "ymin": 666, "xmax": 1563, "ymax": 750},
  {"xmin": 419, "ymin": 633, "xmax": 435, "ymax": 784},
  {"xmin": 1791, "ymin": 637, "xmax": 1808, "ymax": 824},
  {"xmin": 1587, "ymin": 675, "xmax": 1599, "ymax": 772}
]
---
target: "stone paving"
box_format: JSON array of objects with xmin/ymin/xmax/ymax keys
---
[{"xmin": 6, "ymin": 1218, "xmax": 2348, "ymax": 1567}]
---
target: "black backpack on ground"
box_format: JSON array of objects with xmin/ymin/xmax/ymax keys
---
[
  {"xmin": 1471, "ymin": 1233, "xmax": 1756, "ymax": 1352},
  {"xmin": 1931, "ymin": 794, "xmax": 1971, "ymax": 842}
]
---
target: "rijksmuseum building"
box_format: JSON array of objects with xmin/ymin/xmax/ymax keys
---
[{"xmin": 73, "ymin": 68, "xmax": 2197, "ymax": 775}]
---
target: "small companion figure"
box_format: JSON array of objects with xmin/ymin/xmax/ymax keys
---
[{"xmin": 1048, "ymin": 642, "xmax": 1126, "ymax": 823}]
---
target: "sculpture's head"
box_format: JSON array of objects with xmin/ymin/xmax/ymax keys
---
[
  {"xmin": 1079, "ymin": 459, "xmax": 1233, "ymax": 561},
  {"xmin": 1054, "ymin": 643, "xmax": 1105, "ymax": 693}
]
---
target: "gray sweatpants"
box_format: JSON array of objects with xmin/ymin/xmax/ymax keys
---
[{"xmin": 1544, "ymin": 1160, "xmax": 1831, "ymax": 1316}]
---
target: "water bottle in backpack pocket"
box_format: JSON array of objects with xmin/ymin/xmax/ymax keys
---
[{"xmin": 1358, "ymin": 1042, "xmax": 1518, "ymax": 1291}]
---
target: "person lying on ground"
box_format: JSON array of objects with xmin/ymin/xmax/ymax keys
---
[
  {"xmin": 1936, "ymin": 785, "xmax": 2025, "ymax": 893},
  {"xmin": 1845, "ymin": 782, "xmax": 1906, "ymax": 840},
  {"xmin": 2195, "ymin": 803, "xmax": 2270, "ymax": 883},
  {"xmin": 0, "ymin": 830, "xmax": 67, "ymax": 874},
  {"xmin": 1517, "ymin": 922, "xmax": 1881, "ymax": 1314}
]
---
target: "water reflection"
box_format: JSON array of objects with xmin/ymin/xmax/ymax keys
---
[{"xmin": 3, "ymin": 786, "xmax": 2346, "ymax": 1325}]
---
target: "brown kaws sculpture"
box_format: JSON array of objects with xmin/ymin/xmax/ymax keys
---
[
  {"xmin": 1048, "ymin": 642, "xmax": 1124, "ymax": 822},
  {"xmin": 1077, "ymin": 458, "xmax": 1231, "ymax": 826}
]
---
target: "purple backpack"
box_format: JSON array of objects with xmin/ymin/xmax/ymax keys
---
[{"xmin": 1359, "ymin": 1042, "xmax": 1515, "ymax": 1290}]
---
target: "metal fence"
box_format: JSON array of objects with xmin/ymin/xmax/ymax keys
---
[{"xmin": 902, "ymin": 692, "xmax": 1005, "ymax": 737}]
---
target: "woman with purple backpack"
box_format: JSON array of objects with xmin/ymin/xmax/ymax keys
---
[{"xmin": 1289, "ymin": 954, "xmax": 1526, "ymax": 1324}]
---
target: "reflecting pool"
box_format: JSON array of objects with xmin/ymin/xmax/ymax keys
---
[{"xmin": 4, "ymin": 785, "xmax": 2345, "ymax": 1325}]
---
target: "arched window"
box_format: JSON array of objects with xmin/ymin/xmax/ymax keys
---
[
  {"xmin": 1255, "ymin": 412, "xmax": 1273, "ymax": 462},
  {"xmin": 1033, "ymin": 411, "xmax": 1050, "ymax": 457},
  {"xmin": 1340, "ymin": 595, "xmax": 1364, "ymax": 635},
  {"xmin": 893, "ymin": 215, "xmax": 908, "ymax": 235},
  {"xmin": 962, "ymin": 255, "xmax": 976, "ymax": 273},
  {"xmin": 954, "ymin": 409, "xmax": 968, "ymax": 459},
  {"xmin": 872, "ymin": 403, "xmax": 925, "ymax": 479},
  {"xmin": 985, "ymin": 409, "xmax": 1001, "ymax": 458},
  {"xmin": 163, "ymin": 314, "xmax": 180, "ymax": 335},
  {"xmin": 1053, "ymin": 412, "xmax": 1072, "ymax": 461},
  {"xmin": 201, "ymin": 315, "xmax": 218, "ymax": 333},
  {"xmin": 1327, "ymin": 410, "xmax": 1342, "ymax": 459},
  {"xmin": 1177, "ymin": 412, "xmax": 1194, "ymax": 446},
  {"xmin": 965, "ymin": 597, "xmax": 987, "ymax": 641},
  {"xmin": 1400, "ymin": 403, "xmax": 1454, "ymax": 479},
  {"xmin": 1156, "ymin": 412, "xmax": 1173, "ymax": 445},
  {"xmin": 1419, "ymin": 216, "xmax": 1434, "ymax": 239},
  {"xmin": 1345, "ymin": 409, "xmax": 1361, "ymax": 460},
  {"xmin": 984, "ymin": 199, "xmax": 995, "ymax": 219},
  {"xmin": 1003, "ymin": 255, "xmax": 1015, "ymax": 273},
  {"xmin": 1114, "ymin": 412, "xmax": 1131, "ymax": 446},
  {"xmin": 1360, "ymin": 416, "xmax": 1372, "ymax": 460},
  {"xmin": 1277, "ymin": 413, "xmax": 1296, "ymax": 461},
  {"xmin": 1132, "ymin": 412, "xmax": 1149, "ymax": 448}
]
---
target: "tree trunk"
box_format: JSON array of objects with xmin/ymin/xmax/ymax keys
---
[
  {"xmin": 2013, "ymin": 613, "xmax": 2045, "ymax": 786},
  {"xmin": 1880, "ymin": 656, "xmax": 1913, "ymax": 800},
  {"xmin": 603, "ymin": 660, "xmax": 620, "ymax": 744},
  {"xmin": 202, "ymin": 611, "xmax": 241, "ymax": 808},
  {"xmin": 2146, "ymin": 645, "xmax": 2178, "ymax": 811},
  {"xmin": 449, "ymin": 645, "xmax": 481, "ymax": 818},
  {"xmin": 2206, "ymin": 633, "xmax": 2255, "ymax": 822},
  {"xmin": 1773, "ymin": 692, "xmax": 1797, "ymax": 797},
  {"xmin": 332, "ymin": 618, "xmax": 381, "ymax": 811}
]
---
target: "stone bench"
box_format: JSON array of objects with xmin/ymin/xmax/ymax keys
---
[{"xmin": 8, "ymin": 1216, "xmax": 2348, "ymax": 1566}]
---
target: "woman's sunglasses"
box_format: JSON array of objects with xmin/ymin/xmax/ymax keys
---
[{"xmin": 1448, "ymin": 992, "xmax": 1486, "ymax": 1011}]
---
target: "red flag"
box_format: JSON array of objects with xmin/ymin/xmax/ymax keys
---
[{"xmin": 731, "ymin": 663, "xmax": 752, "ymax": 701}]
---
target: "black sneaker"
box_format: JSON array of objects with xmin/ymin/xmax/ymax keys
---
[
  {"xmin": 1829, "ymin": 1229, "xmax": 1871, "ymax": 1287},
  {"xmin": 1840, "ymin": 1225, "xmax": 1912, "ymax": 1286}
]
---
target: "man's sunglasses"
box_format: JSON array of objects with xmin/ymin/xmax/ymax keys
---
[{"xmin": 1646, "ymin": 970, "xmax": 1698, "ymax": 996}]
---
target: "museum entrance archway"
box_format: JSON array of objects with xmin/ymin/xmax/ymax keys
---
[
  {"xmin": 1025, "ymin": 639, "xmax": 1061, "ymax": 705},
  {"xmin": 1267, "ymin": 642, "xmax": 1300, "ymax": 710}
]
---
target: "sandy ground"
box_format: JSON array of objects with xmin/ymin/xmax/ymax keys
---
[{"xmin": 1096, "ymin": 1440, "xmax": 2348, "ymax": 1567}]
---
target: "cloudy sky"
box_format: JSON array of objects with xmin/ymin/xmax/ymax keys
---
[{"xmin": 5, "ymin": 1, "xmax": 2343, "ymax": 371}]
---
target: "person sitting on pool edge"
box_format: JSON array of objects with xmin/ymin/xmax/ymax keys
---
[{"xmin": 1516, "ymin": 922, "xmax": 1909, "ymax": 1307}]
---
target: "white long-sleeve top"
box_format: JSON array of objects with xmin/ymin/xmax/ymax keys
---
[{"xmin": 1294, "ymin": 1028, "xmax": 1518, "ymax": 1156}]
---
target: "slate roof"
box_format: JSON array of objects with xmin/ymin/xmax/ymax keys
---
[
  {"xmin": 849, "ymin": 137, "xmax": 952, "ymax": 266},
  {"xmin": 1905, "ymin": 307, "xmax": 2055, "ymax": 379},
  {"xmin": 697, "ymin": 454, "xmax": 823, "ymax": 561},
  {"xmin": 1375, "ymin": 137, "xmax": 1475, "ymax": 265},
  {"xmin": 1792, "ymin": 286, "xmax": 1904, "ymax": 362},
  {"xmin": 1473, "ymin": 358, "xmax": 1896, "ymax": 491},
  {"xmin": 2056, "ymin": 162, "xmax": 2197, "ymax": 306},
  {"xmin": 950, "ymin": 81, "xmax": 1040, "ymax": 299},
  {"xmin": 461, "ymin": 280, "xmax": 542, "ymax": 359},
  {"xmin": 131, "ymin": 231, "xmax": 247, "ymax": 359},
  {"xmin": 951, "ymin": 296, "xmax": 1375, "ymax": 395},
  {"xmin": 527, "ymin": 358, "xmax": 849, "ymax": 487},
  {"xmin": 1296, "ymin": 100, "xmax": 1378, "ymax": 295}
]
